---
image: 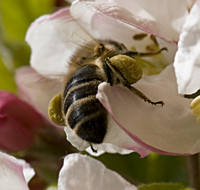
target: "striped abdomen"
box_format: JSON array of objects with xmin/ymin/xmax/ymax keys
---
[{"xmin": 63, "ymin": 65, "xmax": 108, "ymax": 143}]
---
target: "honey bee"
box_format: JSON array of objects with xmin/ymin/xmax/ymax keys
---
[{"xmin": 48, "ymin": 38, "xmax": 165, "ymax": 151}]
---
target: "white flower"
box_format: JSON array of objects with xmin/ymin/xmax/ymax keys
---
[{"xmin": 16, "ymin": 0, "xmax": 200, "ymax": 156}]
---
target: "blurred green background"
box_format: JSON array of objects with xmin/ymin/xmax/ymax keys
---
[{"xmin": 0, "ymin": 0, "xmax": 190, "ymax": 188}]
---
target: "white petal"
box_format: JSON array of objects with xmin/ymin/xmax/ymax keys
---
[
  {"xmin": 174, "ymin": 1, "xmax": 200, "ymax": 94},
  {"xmin": 97, "ymin": 65, "xmax": 200, "ymax": 155},
  {"xmin": 15, "ymin": 67, "xmax": 62, "ymax": 117},
  {"xmin": 58, "ymin": 154, "xmax": 137, "ymax": 190},
  {"xmin": 0, "ymin": 152, "xmax": 34, "ymax": 190},
  {"xmin": 64, "ymin": 126, "xmax": 90, "ymax": 151},
  {"xmin": 113, "ymin": 0, "xmax": 188, "ymax": 42},
  {"xmin": 26, "ymin": 8, "xmax": 92, "ymax": 77},
  {"xmin": 70, "ymin": 0, "xmax": 179, "ymax": 67},
  {"xmin": 16, "ymin": 159, "xmax": 35, "ymax": 183},
  {"xmin": 71, "ymin": 0, "xmax": 188, "ymax": 42},
  {"xmin": 86, "ymin": 143, "xmax": 133, "ymax": 157},
  {"xmin": 187, "ymin": 0, "xmax": 195, "ymax": 10},
  {"xmin": 100, "ymin": 115, "xmax": 151, "ymax": 157},
  {"xmin": 70, "ymin": 0, "xmax": 136, "ymax": 45}
]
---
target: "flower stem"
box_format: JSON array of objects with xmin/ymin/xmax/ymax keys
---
[{"xmin": 187, "ymin": 154, "xmax": 200, "ymax": 190}]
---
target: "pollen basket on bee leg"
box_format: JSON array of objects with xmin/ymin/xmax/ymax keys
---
[
  {"xmin": 48, "ymin": 93, "xmax": 66, "ymax": 126},
  {"xmin": 109, "ymin": 55, "xmax": 143, "ymax": 84}
]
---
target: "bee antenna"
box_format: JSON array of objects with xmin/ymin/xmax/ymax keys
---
[{"xmin": 123, "ymin": 47, "xmax": 168, "ymax": 58}]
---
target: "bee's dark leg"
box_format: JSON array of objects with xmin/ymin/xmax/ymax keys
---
[
  {"xmin": 90, "ymin": 144, "xmax": 97, "ymax": 153},
  {"xmin": 104, "ymin": 62, "xmax": 115, "ymax": 86},
  {"xmin": 123, "ymin": 47, "xmax": 167, "ymax": 58},
  {"xmin": 128, "ymin": 85, "xmax": 164, "ymax": 106},
  {"xmin": 105, "ymin": 58, "xmax": 164, "ymax": 106}
]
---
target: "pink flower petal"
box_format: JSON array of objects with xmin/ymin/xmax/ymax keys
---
[
  {"xmin": 97, "ymin": 65, "xmax": 200, "ymax": 155},
  {"xmin": 0, "ymin": 152, "xmax": 34, "ymax": 190},
  {"xmin": 58, "ymin": 154, "xmax": 137, "ymax": 190},
  {"xmin": 174, "ymin": 1, "xmax": 200, "ymax": 94}
]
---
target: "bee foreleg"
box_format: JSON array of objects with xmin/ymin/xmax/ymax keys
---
[{"xmin": 123, "ymin": 47, "xmax": 167, "ymax": 58}]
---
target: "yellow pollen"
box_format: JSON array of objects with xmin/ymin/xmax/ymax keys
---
[
  {"xmin": 110, "ymin": 55, "xmax": 143, "ymax": 84},
  {"xmin": 48, "ymin": 93, "xmax": 65, "ymax": 126}
]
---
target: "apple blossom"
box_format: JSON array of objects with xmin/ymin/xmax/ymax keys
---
[
  {"xmin": 0, "ymin": 151, "xmax": 35, "ymax": 190},
  {"xmin": 16, "ymin": 0, "xmax": 200, "ymax": 156}
]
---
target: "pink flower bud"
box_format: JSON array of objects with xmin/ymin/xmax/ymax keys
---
[{"xmin": 0, "ymin": 91, "xmax": 45, "ymax": 152}]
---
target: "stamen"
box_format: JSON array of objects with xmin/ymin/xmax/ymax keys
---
[
  {"xmin": 133, "ymin": 33, "xmax": 148, "ymax": 40},
  {"xmin": 190, "ymin": 95, "xmax": 200, "ymax": 123},
  {"xmin": 150, "ymin": 35, "xmax": 159, "ymax": 46},
  {"xmin": 190, "ymin": 95, "xmax": 200, "ymax": 110}
]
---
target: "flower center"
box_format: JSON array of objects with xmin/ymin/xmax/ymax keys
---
[{"xmin": 131, "ymin": 33, "xmax": 169, "ymax": 76}]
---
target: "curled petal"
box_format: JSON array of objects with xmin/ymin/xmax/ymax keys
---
[
  {"xmin": 0, "ymin": 151, "xmax": 34, "ymax": 190},
  {"xmin": 174, "ymin": 1, "xmax": 200, "ymax": 94},
  {"xmin": 97, "ymin": 65, "xmax": 200, "ymax": 155},
  {"xmin": 58, "ymin": 154, "xmax": 137, "ymax": 190}
]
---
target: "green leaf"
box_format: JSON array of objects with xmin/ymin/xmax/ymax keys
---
[
  {"xmin": 91, "ymin": 152, "xmax": 189, "ymax": 186},
  {"xmin": 4, "ymin": 41, "xmax": 31, "ymax": 68},
  {"xmin": 0, "ymin": 0, "xmax": 54, "ymax": 42},
  {"xmin": 0, "ymin": 57, "xmax": 17, "ymax": 92},
  {"xmin": 137, "ymin": 183, "xmax": 191, "ymax": 190}
]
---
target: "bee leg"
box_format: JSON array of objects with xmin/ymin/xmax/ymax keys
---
[
  {"xmin": 123, "ymin": 47, "xmax": 167, "ymax": 58},
  {"xmin": 104, "ymin": 61, "xmax": 115, "ymax": 86},
  {"xmin": 105, "ymin": 58, "xmax": 164, "ymax": 106},
  {"xmin": 128, "ymin": 85, "xmax": 164, "ymax": 106},
  {"xmin": 90, "ymin": 144, "xmax": 98, "ymax": 153}
]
